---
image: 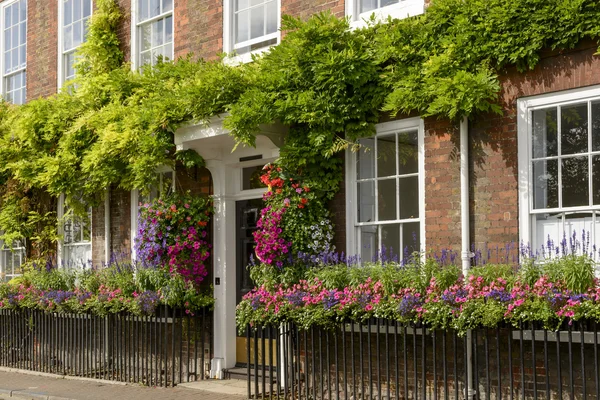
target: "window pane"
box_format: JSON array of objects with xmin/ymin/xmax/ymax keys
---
[
  {"xmin": 64, "ymin": 0, "xmax": 73, "ymax": 25},
  {"xmin": 358, "ymin": 181, "xmax": 375, "ymax": 223},
  {"xmin": 398, "ymin": 130, "xmax": 418, "ymax": 175},
  {"xmin": 533, "ymin": 159, "xmax": 558, "ymax": 209},
  {"xmin": 18, "ymin": 0, "xmax": 25, "ymax": 22},
  {"xmin": 149, "ymin": 0, "xmax": 160, "ymax": 18},
  {"xmin": 532, "ymin": 108, "xmax": 558, "ymax": 158},
  {"xmin": 5, "ymin": 5, "xmax": 11, "ymax": 27},
  {"xmin": 534, "ymin": 213, "xmax": 562, "ymax": 252},
  {"xmin": 4, "ymin": 52, "xmax": 10, "ymax": 74},
  {"xmin": 594, "ymin": 155, "xmax": 600, "ymax": 205},
  {"xmin": 163, "ymin": 0, "xmax": 173, "ymax": 12},
  {"xmin": 73, "ymin": 21, "xmax": 82, "ymax": 48},
  {"xmin": 64, "ymin": 24, "xmax": 72, "ymax": 51},
  {"xmin": 139, "ymin": 0, "xmax": 148, "ymax": 21},
  {"xmin": 83, "ymin": 0, "xmax": 92, "ymax": 18},
  {"xmin": 399, "ymin": 176, "xmax": 419, "ymax": 219},
  {"xmin": 140, "ymin": 24, "xmax": 151, "ymax": 51},
  {"xmin": 564, "ymin": 212, "xmax": 593, "ymax": 253},
  {"xmin": 243, "ymin": 165, "xmax": 266, "ymax": 190},
  {"xmin": 561, "ymin": 103, "xmax": 588, "ymax": 155},
  {"xmin": 593, "ymin": 101, "xmax": 600, "ymax": 152},
  {"xmin": 236, "ymin": 0, "xmax": 249, "ymax": 10},
  {"xmin": 250, "ymin": 6, "xmax": 265, "ymax": 39},
  {"xmin": 11, "ymin": 3, "xmax": 18, "ymax": 26},
  {"xmin": 357, "ymin": 138, "xmax": 374, "ymax": 180},
  {"xmin": 140, "ymin": 51, "xmax": 151, "ymax": 66},
  {"xmin": 381, "ymin": 223, "xmax": 400, "ymax": 260},
  {"xmin": 377, "ymin": 178, "xmax": 396, "ymax": 221},
  {"xmin": 360, "ymin": 0, "xmax": 377, "ymax": 14},
  {"xmin": 165, "ymin": 15, "xmax": 173, "ymax": 43},
  {"xmin": 377, "ymin": 134, "xmax": 396, "ymax": 177},
  {"xmin": 360, "ymin": 225, "xmax": 378, "ymax": 263},
  {"xmin": 381, "ymin": 0, "xmax": 400, "ymax": 7},
  {"xmin": 73, "ymin": 0, "xmax": 81, "ymax": 22},
  {"xmin": 4, "ymin": 28, "xmax": 9, "ymax": 52},
  {"xmin": 152, "ymin": 19, "xmax": 164, "ymax": 47},
  {"xmin": 266, "ymin": 0, "xmax": 277, "ymax": 34},
  {"xmin": 402, "ymin": 222, "xmax": 420, "ymax": 255},
  {"xmin": 235, "ymin": 10, "xmax": 249, "ymax": 44},
  {"xmin": 562, "ymin": 156, "xmax": 589, "ymax": 208}
]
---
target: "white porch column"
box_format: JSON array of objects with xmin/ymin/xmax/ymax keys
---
[{"xmin": 208, "ymin": 163, "xmax": 238, "ymax": 377}]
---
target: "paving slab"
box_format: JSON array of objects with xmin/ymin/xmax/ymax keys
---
[{"xmin": 0, "ymin": 369, "xmax": 247, "ymax": 400}]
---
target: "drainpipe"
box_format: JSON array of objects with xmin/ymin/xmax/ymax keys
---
[
  {"xmin": 460, "ymin": 117, "xmax": 474, "ymax": 398},
  {"xmin": 104, "ymin": 187, "xmax": 111, "ymax": 265}
]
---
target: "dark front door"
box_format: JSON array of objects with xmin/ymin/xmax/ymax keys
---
[{"xmin": 236, "ymin": 198, "xmax": 263, "ymax": 305}]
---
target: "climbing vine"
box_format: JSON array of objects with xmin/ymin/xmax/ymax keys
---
[{"xmin": 0, "ymin": 0, "xmax": 598, "ymax": 256}]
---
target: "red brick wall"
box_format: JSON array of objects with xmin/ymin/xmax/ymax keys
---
[
  {"xmin": 282, "ymin": 0, "xmax": 345, "ymax": 19},
  {"xmin": 423, "ymin": 118, "xmax": 462, "ymax": 253},
  {"xmin": 174, "ymin": 0, "xmax": 222, "ymax": 61},
  {"xmin": 469, "ymin": 43, "xmax": 600, "ymax": 251},
  {"xmin": 26, "ymin": 0, "xmax": 58, "ymax": 101},
  {"xmin": 115, "ymin": 0, "xmax": 132, "ymax": 63}
]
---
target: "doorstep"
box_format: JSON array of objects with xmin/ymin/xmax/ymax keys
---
[{"xmin": 178, "ymin": 379, "xmax": 248, "ymax": 396}]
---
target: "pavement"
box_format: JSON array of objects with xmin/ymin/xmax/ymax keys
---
[{"xmin": 0, "ymin": 369, "xmax": 247, "ymax": 400}]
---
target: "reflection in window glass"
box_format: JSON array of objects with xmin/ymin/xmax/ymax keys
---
[
  {"xmin": 138, "ymin": 0, "xmax": 173, "ymax": 67},
  {"xmin": 233, "ymin": 0, "xmax": 278, "ymax": 55},
  {"xmin": 62, "ymin": 0, "xmax": 92, "ymax": 83},
  {"xmin": 355, "ymin": 128, "xmax": 421, "ymax": 262}
]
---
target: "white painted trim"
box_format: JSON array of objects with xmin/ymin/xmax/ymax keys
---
[
  {"xmin": 222, "ymin": 0, "xmax": 281, "ymax": 65},
  {"xmin": 0, "ymin": 0, "xmax": 26, "ymax": 102},
  {"xmin": 57, "ymin": 193, "xmax": 93, "ymax": 268},
  {"xmin": 517, "ymin": 84, "xmax": 600, "ymax": 249},
  {"xmin": 346, "ymin": 0, "xmax": 424, "ymax": 29},
  {"xmin": 345, "ymin": 117, "xmax": 425, "ymax": 259},
  {"xmin": 57, "ymin": 0, "xmax": 93, "ymax": 89},
  {"xmin": 131, "ymin": 0, "xmax": 175, "ymax": 70}
]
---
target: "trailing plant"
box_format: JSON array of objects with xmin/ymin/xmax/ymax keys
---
[
  {"xmin": 0, "ymin": 261, "xmax": 214, "ymax": 316},
  {"xmin": 134, "ymin": 192, "xmax": 213, "ymax": 285},
  {"xmin": 237, "ymin": 254, "xmax": 600, "ymax": 333}
]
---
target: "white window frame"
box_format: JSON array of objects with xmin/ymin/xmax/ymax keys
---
[
  {"xmin": 130, "ymin": 0, "xmax": 174, "ymax": 71},
  {"xmin": 345, "ymin": 117, "xmax": 426, "ymax": 261},
  {"xmin": 518, "ymin": 84, "xmax": 600, "ymax": 254},
  {"xmin": 57, "ymin": 0, "xmax": 93, "ymax": 88},
  {"xmin": 0, "ymin": 0, "xmax": 27, "ymax": 104},
  {"xmin": 223, "ymin": 0, "xmax": 281, "ymax": 65},
  {"xmin": 57, "ymin": 194, "xmax": 93, "ymax": 269},
  {"xmin": 130, "ymin": 167, "xmax": 176, "ymax": 260},
  {"xmin": 0, "ymin": 238, "xmax": 25, "ymax": 282},
  {"xmin": 346, "ymin": 0, "xmax": 425, "ymax": 29}
]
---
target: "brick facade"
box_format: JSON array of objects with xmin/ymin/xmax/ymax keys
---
[
  {"xmin": 26, "ymin": 0, "xmax": 58, "ymax": 101},
  {"xmin": 10, "ymin": 0, "xmax": 600, "ymax": 262}
]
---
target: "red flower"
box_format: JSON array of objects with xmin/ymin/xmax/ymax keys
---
[
  {"xmin": 300, "ymin": 198, "xmax": 308, "ymax": 204},
  {"xmin": 298, "ymin": 204, "xmax": 305, "ymax": 209}
]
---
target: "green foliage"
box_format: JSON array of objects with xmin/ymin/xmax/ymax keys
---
[
  {"xmin": 542, "ymin": 255, "xmax": 595, "ymax": 293},
  {"xmin": 74, "ymin": 0, "xmax": 124, "ymax": 77}
]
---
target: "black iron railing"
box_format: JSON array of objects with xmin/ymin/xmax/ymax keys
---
[
  {"xmin": 247, "ymin": 320, "xmax": 600, "ymax": 399},
  {"xmin": 0, "ymin": 306, "xmax": 213, "ymax": 387}
]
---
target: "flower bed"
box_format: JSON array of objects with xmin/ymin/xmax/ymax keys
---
[
  {"xmin": 237, "ymin": 253, "xmax": 600, "ymax": 333},
  {"xmin": 0, "ymin": 262, "xmax": 214, "ymax": 316}
]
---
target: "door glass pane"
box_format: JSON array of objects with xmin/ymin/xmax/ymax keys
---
[
  {"xmin": 357, "ymin": 138, "xmax": 375, "ymax": 180},
  {"xmin": 398, "ymin": 130, "xmax": 418, "ymax": 175},
  {"xmin": 562, "ymin": 156, "xmax": 589, "ymax": 208},
  {"xmin": 360, "ymin": 225, "xmax": 378, "ymax": 263},
  {"xmin": 532, "ymin": 108, "xmax": 558, "ymax": 158},
  {"xmin": 377, "ymin": 135, "xmax": 396, "ymax": 178},
  {"xmin": 381, "ymin": 223, "xmax": 400, "ymax": 261},
  {"xmin": 532, "ymin": 159, "xmax": 558, "ymax": 209},
  {"xmin": 242, "ymin": 165, "xmax": 267, "ymax": 190},
  {"xmin": 358, "ymin": 181, "xmax": 375, "ymax": 222},
  {"xmin": 561, "ymin": 103, "xmax": 588, "ymax": 155},
  {"xmin": 399, "ymin": 176, "xmax": 419, "ymax": 219},
  {"xmin": 377, "ymin": 178, "xmax": 396, "ymax": 221}
]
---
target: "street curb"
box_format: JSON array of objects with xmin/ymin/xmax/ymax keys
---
[
  {"xmin": 0, "ymin": 390, "xmax": 76, "ymax": 400},
  {"xmin": 0, "ymin": 367, "xmax": 129, "ymax": 386}
]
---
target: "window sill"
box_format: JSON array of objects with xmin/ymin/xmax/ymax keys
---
[{"xmin": 224, "ymin": 43, "xmax": 277, "ymax": 66}]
